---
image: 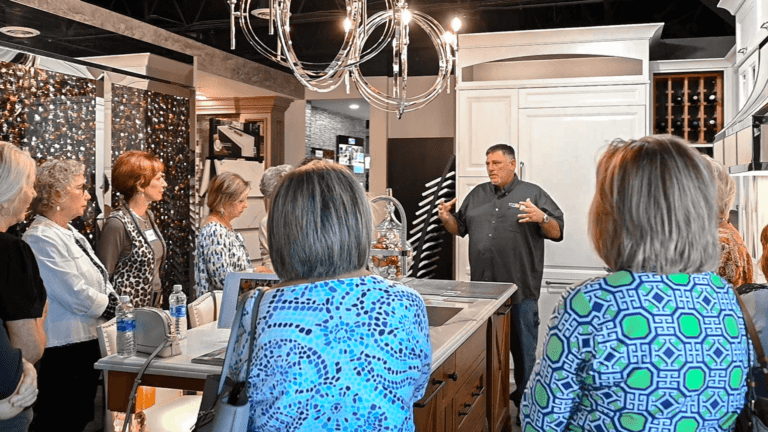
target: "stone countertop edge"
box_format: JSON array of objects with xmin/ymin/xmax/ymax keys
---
[{"xmin": 419, "ymin": 284, "xmax": 517, "ymax": 373}]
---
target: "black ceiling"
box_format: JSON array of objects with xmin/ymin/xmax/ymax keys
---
[{"xmin": 4, "ymin": 0, "xmax": 736, "ymax": 76}]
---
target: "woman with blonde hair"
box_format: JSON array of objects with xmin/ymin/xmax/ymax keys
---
[
  {"xmin": 705, "ymin": 156, "xmax": 753, "ymax": 287},
  {"xmin": 522, "ymin": 135, "xmax": 749, "ymax": 431},
  {"xmin": 0, "ymin": 142, "xmax": 44, "ymax": 432},
  {"xmin": 23, "ymin": 159, "xmax": 117, "ymax": 432},
  {"xmin": 97, "ymin": 150, "xmax": 167, "ymax": 308},
  {"xmin": 194, "ymin": 172, "xmax": 252, "ymax": 297}
]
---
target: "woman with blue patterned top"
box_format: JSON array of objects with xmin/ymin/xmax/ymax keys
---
[
  {"xmin": 194, "ymin": 172, "xmax": 253, "ymax": 298},
  {"xmin": 228, "ymin": 162, "xmax": 432, "ymax": 432},
  {"xmin": 521, "ymin": 135, "xmax": 750, "ymax": 432}
]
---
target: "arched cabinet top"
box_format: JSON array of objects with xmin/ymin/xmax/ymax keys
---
[{"xmin": 457, "ymin": 23, "xmax": 663, "ymax": 87}]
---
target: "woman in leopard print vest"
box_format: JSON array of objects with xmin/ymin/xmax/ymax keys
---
[{"xmin": 97, "ymin": 151, "xmax": 167, "ymax": 308}]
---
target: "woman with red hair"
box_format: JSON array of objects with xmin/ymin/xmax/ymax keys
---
[{"xmin": 97, "ymin": 150, "xmax": 167, "ymax": 308}]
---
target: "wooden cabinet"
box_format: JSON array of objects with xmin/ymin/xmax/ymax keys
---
[
  {"xmin": 487, "ymin": 298, "xmax": 512, "ymax": 432},
  {"xmin": 414, "ymin": 320, "xmax": 494, "ymax": 432},
  {"xmin": 652, "ymin": 72, "xmax": 724, "ymax": 147}
]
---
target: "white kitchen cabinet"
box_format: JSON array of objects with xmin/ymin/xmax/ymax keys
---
[
  {"xmin": 518, "ymin": 104, "xmax": 647, "ymax": 282},
  {"xmin": 457, "ymin": 89, "xmax": 518, "ymax": 177}
]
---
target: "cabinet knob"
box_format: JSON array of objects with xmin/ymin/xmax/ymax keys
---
[
  {"xmin": 738, "ymin": 48, "xmax": 748, "ymax": 54},
  {"xmin": 448, "ymin": 372, "xmax": 458, "ymax": 381},
  {"xmin": 459, "ymin": 403, "xmax": 472, "ymax": 416}
]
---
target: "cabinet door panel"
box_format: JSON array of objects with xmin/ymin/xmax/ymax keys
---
[
  {"xmin": 457, "ymin": 89, "xmax": 518, "ymax": 177},
  {"xmin": 518, "ymin": 105, "xmax": 646, "ymax": 278}
]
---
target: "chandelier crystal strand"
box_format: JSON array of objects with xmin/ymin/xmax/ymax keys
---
[{"xmin": 351, "ymin": 10, "xmax": 454, "ymax": 117}]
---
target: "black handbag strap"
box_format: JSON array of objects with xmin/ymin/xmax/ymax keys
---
[
  {"xmin": 731, "ymin": 286, "xmax": 768, "ymax": 389},
  {"xmin": 218, "ymin": 288, "xmax": 264, "ymax": 393}
]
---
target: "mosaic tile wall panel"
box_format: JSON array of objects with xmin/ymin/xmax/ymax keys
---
[
  {"xmin": 0, "ymin": 61, "xmax": 98, "ymax": 242},
  {"xmin": 111, "ymin": 84, "xmax": 193, "ymax": 303}
]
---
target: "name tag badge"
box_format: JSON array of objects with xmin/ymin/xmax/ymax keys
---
[{"xmin": 144, "ymin": 228, "xmax": 158, "ymax": 243}]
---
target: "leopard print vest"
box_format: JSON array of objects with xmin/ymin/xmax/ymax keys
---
[{"xmin": 108, "ymin": 209, "xmax": 166, "ymax": 308}]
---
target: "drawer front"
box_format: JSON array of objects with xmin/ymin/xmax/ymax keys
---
[
  {"xmin": 519, "ymin": 84, "xmax": 646, "ymax": 108},
  {"xmin": 447, "ymin": 322, "xmax": 487, "ymax": 398},
  {"xmin": 455, "ymin": 357, "xmax": 488, "ymax": 432},
  {"xmin": 414, "ymin": 364, "xmax": 445, "ymax": 408}
]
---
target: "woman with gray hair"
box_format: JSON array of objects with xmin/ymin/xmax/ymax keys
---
[
  {"xmin": 228, "ymin": 162, "xmax": 431, "ymax": 431},
  {"xmin": 0, "ymin": 142, "xmax": 44, "ymax": 432},
  {"xmin": 256, "ymin": 163, "xmax": 293, "ymax": 272},
  {"xmin": 705, "ymin": 156, "xmax": 753, "ymax": 287},
  {"xmin": 195, "ymin": 171, "xmax": 253, "ymax": 297},
  {"xmin": 23, "ymin": 159, "xmax": 118, "ymax": 432},
  {"xmin": 522, "ymin": 135, "xmax": 749, "ymax": 431}
]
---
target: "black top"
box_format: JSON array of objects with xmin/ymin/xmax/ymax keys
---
[
  {"xmin": 0, "ymin": 316, "xmax": 22, "ymax": 399},
  {"xmin": 0, "ymin": 232, "xmax": 48, "ymax": 322},
  {"xmin": 454, "ymin": 175, "xmax": 564, "ymax": 303}
]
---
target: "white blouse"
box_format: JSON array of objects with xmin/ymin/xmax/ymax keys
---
[{"xmin": 23, "ymin": 216, "xmax": 115, "ymax": 348}]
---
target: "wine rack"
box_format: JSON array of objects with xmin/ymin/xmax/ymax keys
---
[{"xmin": 653, "ymin": 72, "xmax": 724, "ymax": 152}]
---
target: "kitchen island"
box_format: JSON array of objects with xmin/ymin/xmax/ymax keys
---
[{"xmin": 94, "ymin": 279, "xmax": 515, "ymax": 431}]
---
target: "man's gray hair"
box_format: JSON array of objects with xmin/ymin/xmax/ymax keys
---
[
  {"xmin": 589, "ymin": 135, "xmax": 719, "ymax": 274},
  {"xmin": 486, "ymin": 144, "xmax": 515, "ymax": 160},
  {"xmin": 703, "ymin": 156, "xmax": 736, "ymax": 220},
  {"xmin": 0, "ymin": 142, "xmax": 35, "ymax": 208},
  {"xmin": 259, "ymin": 164, "xmax": 294, "ymax": 198},
  {"xmin": 268, "ymin": 163, "xmax": 372, "ymax": 282},
  {"xmin": 32, "ymin": 159, "xmax": 85, "ymax": 215}
]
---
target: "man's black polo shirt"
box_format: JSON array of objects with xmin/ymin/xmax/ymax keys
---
[{"xmin": 454, "ymin": 175, "xmax": 564, "ymax": 303}]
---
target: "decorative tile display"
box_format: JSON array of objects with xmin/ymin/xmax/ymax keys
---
[
  {"xmin": 0, "ymin": 61, "xmax": 98, "ymax": 242},
  {"xmin": 112, "ymin": 84, "xmax": 193, "ymax": 302}
]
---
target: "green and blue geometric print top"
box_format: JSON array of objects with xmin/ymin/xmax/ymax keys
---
[{"xmin": 521, "ymin": 271, "xmax": 750, "ymax": 432}]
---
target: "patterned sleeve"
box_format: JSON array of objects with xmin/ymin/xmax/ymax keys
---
[
  {"xmin": 408, "ymin": 290, "xmax": 433, "ymax": 400},
  {"xmin": 521, "ymin": 284, "xmax": 595, "ymax": 431},
  {"xmin": 200, "ymin": 224, "xmax": 235, "ymax": 291}
]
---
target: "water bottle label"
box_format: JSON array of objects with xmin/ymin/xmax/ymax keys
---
[
  {"xmin": 117, "ymin": 318, "xmax": 136, "ymax": 332},
  {"xmin": 171, "ymin": 305, "xmax": 186, "ymax": 318}
]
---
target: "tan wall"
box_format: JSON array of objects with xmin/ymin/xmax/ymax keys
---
[
  {"xmin": 387, "ymin": 76, "xmax": 456, "ymax": 139},
  {"xmin": 287, "ymin": 76, "xmax": 456, "ymax": 196}
]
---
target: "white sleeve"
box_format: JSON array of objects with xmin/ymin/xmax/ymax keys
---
[{"xmin": 25, "ymin": 232, "xmax": 109, "ymax": 318}]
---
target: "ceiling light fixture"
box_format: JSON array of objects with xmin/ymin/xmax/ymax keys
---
[
  {"xmin": 0, "ymin": 26, "xmax": 40, "ymax": 38},
  {"xmin": 350, "ymin": 104, "xmax": 360, "ymax": 109},
  {"xmin": 227, "ymin": 0, "xmax": 460, "ymax": 118}
]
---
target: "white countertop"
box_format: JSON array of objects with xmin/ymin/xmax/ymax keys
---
[
  {"xmin": 419, "ymin": 285, "xmax": 516, "ymax": 372},
  {"xmin": 94, "ymin": 281, "xmax": 517, "ymax": 377}
]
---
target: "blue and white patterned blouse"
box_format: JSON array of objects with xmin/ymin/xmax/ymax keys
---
[
  {"xmin": 228, "ymin": 275, "xmax": 432, "ymax": 432},
  {"xmin": 522, "ymin": 271, "xmax": 750, "ymax": 432},
  {"xmin": 194, "ymin": 222, "xmax": 252, "ymax": 298}
]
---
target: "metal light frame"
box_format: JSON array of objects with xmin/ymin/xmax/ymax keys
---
[{"xmin": 227, "ymin": 0, "xmax": 459, "ymax": 117}]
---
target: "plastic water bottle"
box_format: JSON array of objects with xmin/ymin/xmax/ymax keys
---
[
  {"xmin": 169, "ymin": 284, "xmax": 187, "ymax": 339},
  {"xmin": 116, "ymin": 295, "xmax": 136, "ymax": 357}
]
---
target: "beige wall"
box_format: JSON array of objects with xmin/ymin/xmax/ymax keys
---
[{"xmin": 285, "ymin": 76, "xmax": 456, "ymax": 196}]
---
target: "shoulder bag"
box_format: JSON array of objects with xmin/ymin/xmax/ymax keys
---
[
  {"xmin": 193, "ymin": 287, "xmax": 264, "ymax": 432},
  {"xmin": 732, "ymin": 285, "xmax": 768, "ymax": 432}
]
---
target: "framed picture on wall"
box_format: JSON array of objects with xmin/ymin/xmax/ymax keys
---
[{"xmin": 209, "ymin": 118, "xmax": 264, "ymax": 161}]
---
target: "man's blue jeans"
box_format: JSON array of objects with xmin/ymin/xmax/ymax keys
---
[{"xmin": 509, "ymin": 298, "xmax": 539, "ymax": 407}]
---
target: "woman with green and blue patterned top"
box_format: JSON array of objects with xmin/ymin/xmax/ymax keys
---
[{"xmin": 521, "ymin": 135, "xmax": 750, "ymax": 432}]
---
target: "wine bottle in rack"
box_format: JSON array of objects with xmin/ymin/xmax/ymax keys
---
[
  {"xmin": 704, "ymin": 81, "xmax": 718, "ymax": 104},
  {"xmin": 688, "ymin": 118, "xmax": 701, "ymax": 131},
  {"xmin": 655, "ymin": 118, "xmax": 668, "ymax": 132},
  {"xmin": 673, "ymin": 91, "xmax": 684, "ymax": 105},
  {"xmin": 672, "ymin": 117, "xmax": 684, "ymax": 134},
  {"xmin": 689, "ymin": 90, "xmax": 701, "ymax": 105},
  {"xmin": 705, "ymin": 116, "xmax": 718, "ymax": 129}
]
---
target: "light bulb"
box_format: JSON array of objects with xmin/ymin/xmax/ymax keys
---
[
  {"xmin": 451, "ymin": 17, "xmax": 462, "ymax": 32},
  {"xmin": 401, "ymin": 9, "xmax": 412, "ymax": 25},
  {"xmin": 343, "ymin": 17, "xmax": 352, "ymax": 32},
  {"xmin": 442, "ymin": 31, "xmax": 454, "ymax": 45}
]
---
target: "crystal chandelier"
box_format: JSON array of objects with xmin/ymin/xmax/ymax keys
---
[{"xmin": 226, "ymin": 0, "xmax": 461, "ymax": 118}]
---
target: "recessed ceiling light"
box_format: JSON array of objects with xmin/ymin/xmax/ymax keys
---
[
  {"xmin": 0, "ymin": 27, "xmax": 40, "ymax": 38},
  {"xmin": 350, "ymin": 104, "xmax": 360, "ymax": 109},
  {"xmin": 196, "ymin": 93, "xmax": 208, "ymax": 100}
]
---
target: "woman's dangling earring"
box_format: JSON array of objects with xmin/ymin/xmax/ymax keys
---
[{"xmin": 56, "ymin": 205, "xmax": 60, "ymax": 212}]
